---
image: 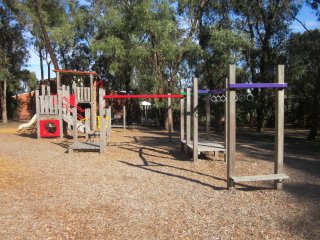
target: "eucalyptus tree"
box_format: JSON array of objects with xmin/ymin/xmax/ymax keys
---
[
  {"xmin": 286, "ymin": 30, "xmax": 320, "ymax": 140},
  {"xmin": 0, "ymin": 5, "xmax": 29, "ymax": 123},
  {"xmin": 231, "ymin": 0, "xmax": 301, "ymax": 132}
]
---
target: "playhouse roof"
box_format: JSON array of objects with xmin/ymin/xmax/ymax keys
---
[{"xmin": 53, "ymin": 69, "xmax": 98, "ymax": 76}]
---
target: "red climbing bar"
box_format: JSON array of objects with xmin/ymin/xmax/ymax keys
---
[{"xmin": 104, "ymin": 94, "xmax": 184, "ymax": 99}]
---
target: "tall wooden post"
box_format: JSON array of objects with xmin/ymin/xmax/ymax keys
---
[
  {"xmin": 224, "ymin": 78, "xmax": 228, "ymax": 162},
  {"xmin": 35, "ymin": 90, "xmax": 41, "ymax": 139},
  {"xmin": 168, "ymin": 93, "xmax": 173, "ymax": 142},
  {"xmin": 99, "ymin": 88, "xmax": 106, "ymax": 154},
  {"xmin": 227, "ymin": 65, "xmax": 236, "ymax": 189},
  {"xmin": 72, "ymin": 107, "xmax": 78, "ymax": 143},
  {"xmin": 186, "ymin": 88, "xmax": 191, "ymax": 156},
  {"xmin": 123, "ymin": 105, "xmax": 126, "ymax": 130},
  {"xmin": 90, "ymin": 74, "xmax": 97, "ymax": 131},
  {"xmin": 206, "ymin": 95, "xmax": 210, "ymax": 140},
  {"xmin": 193, "ymin": 78, "xmax": 198, "ymax": 162},
  {"xmin": 275, "ymin": 65, "xmax": 285, "ymax": 190},
  {"xmin": 180, "ymin": 93, "xmax": 185, "ymax": 152}
]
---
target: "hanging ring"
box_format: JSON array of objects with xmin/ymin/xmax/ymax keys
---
[{"xmin": 247, "ymin": 93, "xmax": 254, "ymax": 101}]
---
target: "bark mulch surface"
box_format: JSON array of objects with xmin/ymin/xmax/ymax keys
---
[{"xmin": 0, "ymin": 121, "xmax": 319, "ymax": 239}]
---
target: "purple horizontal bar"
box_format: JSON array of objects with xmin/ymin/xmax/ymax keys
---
[
  {"xmin": 198, "ymin": 89, "xmax": 226, "ymax": 94},
  {"xmin": 229, "ymin": 83, "xmax": 288, "ymax": 89}
]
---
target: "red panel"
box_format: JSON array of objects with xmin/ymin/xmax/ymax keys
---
[
  {"xmin": 40, "ymin": 119, "xmax": 60, "ymax": 137},
  {"xmin": 103, "ymin": 94, "xmax": 184, "ymax": 99},
  {"xmin": 70, "ymin": 94, "xmax": 75, "ymax": 107}
]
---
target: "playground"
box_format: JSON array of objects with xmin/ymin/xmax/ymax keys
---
[{"xmin": 0, "ymin": 122, "xmax": 319, "ymax": 239}]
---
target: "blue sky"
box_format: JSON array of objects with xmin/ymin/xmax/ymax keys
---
[{"xmin": 26, "ymin": 4, "xmax": 320, "ymax": 80}]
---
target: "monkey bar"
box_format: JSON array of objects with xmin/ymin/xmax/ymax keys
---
[{"xmin": 103, "ymin": 94, "xmax": 184, "ymax": 99}]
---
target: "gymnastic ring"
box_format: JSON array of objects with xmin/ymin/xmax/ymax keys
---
[
  {"xmin": 246, "ymin": 93, "xmax": 254, "ymax": 101},
  {"xmin": 220, "ymin": 95, "xmax": 226, "ymax": 102},
  {"xmin": 239, "ymin": 94, "xmax": 245, "ymax": 102},
  {"xmin": 235, "ymin": 94, "xmax": 239, "ymax": 102},
  {"xmin": 211, "ymin": 95, "xmax": 217, "ymax": 103},
  {"xmin": 216, "ymin": 95, "xmax": 221, "ymax": 102}
]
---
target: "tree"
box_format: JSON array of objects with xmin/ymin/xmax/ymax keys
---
[
  {"xmin": 286, "ymin": 30, "xmax": 320, "ymax": 140},
  {"xmin": 231, "ymin": 0, "xmax": 301, "ymax": 132},
  {"xmin": 0, "ymin": 5, "xmax": 29, "ymax": 123}
]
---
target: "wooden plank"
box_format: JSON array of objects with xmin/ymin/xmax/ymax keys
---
[
  {"xmin": 56, "ymin": 72, "xmax": 60, "ymax": 89},
  {"xmin": 206, "ymin": 95, "xmax": 210, "ymax": 140},
  {"xmin": 180, "ymin": 95, "xmax": 185, "ymax": 152},
  {"xmin": 35, "ymin": 90, "xmax": 41, "ymax": 139},
  {"xmin": 181, "ymin": 140, "xmax": 225, "ymax": 153},
  {"xmin": 99, "ymin": 88, "xmax": 106, "ymax": 154},
  {"xmin": 41, "ymin": 85, "xmax": 45, "ymax": 95},
  {"xmin": 275, "ymin": 65, "xmax": 285, "ymax": 190},
  {"xmin": 193, "ymin": 78, "xmax": 198, "ymax": 162},
  {"xmin": 57, "ymin": 88, "xmax": 63, "ymax": 137},
  {"xmin": 230, "ymin": 174, "xmax": 289, "ymax": 183},
  {"xmin": 186, "ymin": 88, "xmax": 191, "ymax": 154},
  {"xmin": 47, "ymin": 86, "xmax": 51, "ymax": 95},
  {"xmin": 69, "ymin": 142, "xmax": 100, "ymax": 150},
  {"xmin": 227, "ymin": 65, "xmax": 236, "ymax": 189}
]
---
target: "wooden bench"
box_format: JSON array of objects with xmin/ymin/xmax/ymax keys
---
[{"xmin": 230, "ymin": 173, "xmax": 289, "ymax": 186}]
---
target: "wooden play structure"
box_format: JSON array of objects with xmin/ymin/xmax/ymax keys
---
[
  {"xmin": 226, "ymin": 65, "xmax": 289, "ymax": 189},
  {"xmin": 34, "ymin": 70, "xmax": 109, "ymax": 154},
  {"xmin": 180, "ymin": 65, "xmax": 289, "ymax": 189},
  {"xmin": 180, "ymin": 80, "xmax": 226, "ymax": 161}
]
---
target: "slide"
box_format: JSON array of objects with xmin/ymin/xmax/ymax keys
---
[{"xmin": 18, "ymin": 114, "xmax": 37, "ymax": 130}]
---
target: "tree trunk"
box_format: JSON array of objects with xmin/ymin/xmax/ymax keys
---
[
  {"xmin": 1, "ymin": 79, "xmax": 8, "ymax": 123},
  {"xmin": 34, "ymin": 0, "xmax": 59, "ymax": 70},
  {"xmin": 307, "ymin": 76, "xmax": 320, "ymax": 140},
  {"xmin": 39, "ymin": 48, "xmax": 44, "ymax": 81},
  {"xmin": 47, "ymin": 62, "xmax": 51, "ymax": 80}
]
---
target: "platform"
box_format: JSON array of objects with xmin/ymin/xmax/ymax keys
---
[
  {"xmin": 68, "ymin": 141, "xmax": 102, "ymax": 153},
  {"xmin": 181, "ymin": 139, "xmax": 225, "ymax": 155}
]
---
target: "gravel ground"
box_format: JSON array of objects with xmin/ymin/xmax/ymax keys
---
[{"xmin": 0, "ymin": 121, "xmax": 319, "ymax": 239}]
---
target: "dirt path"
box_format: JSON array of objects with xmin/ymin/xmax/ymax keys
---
[{"xmin": 0, "ymin": 122, "xmax": 319, "ymax": 239}]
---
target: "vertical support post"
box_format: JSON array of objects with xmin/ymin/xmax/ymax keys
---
[
  {"xmin": 35, "ymin": 90, "xmax": 41, "ymax": 139},
  {"xmin": 108, "ymin": 107, "xmax": 112, "ymax": 140},
  {"xmin": 56, "ymin": 72, "xmax": 60, "ymax": 90},
  {"xmin": 224, "ymin": 78, "xmax": 229, "ymax": 162},
  {"xmin": 123, "ymin": 105, "xmax": 126, "ymax": 130},
  {"xmin": 72, "ymin": 107, "xmax": 78, "ymax": 143},
  {"xmin": 186, "ymin": 88, "xmax": 191, "ymax": 156},
  {"xmin": 275, "ymin": 65, "xmax": 285, "ymax": 190},
  {"xmin": 90, "ymin": 74, "xmax": 97, "ymax": 131},
  {"xmin": 180, "ymin": 93, "xmax": 185, "ymax": 152},
  {"xmin": 206, "ymin": 95, "xmax": 210, "ymax": 140},
  {"xmin": 85, "ymin": 108, "xmax": 91, "ymax": 138},
  {"xmin": 168, "ymin": 93, "xmax": 173, "ymax": 142},
  {"xmin": 227, "ymin": 65, "xmax": 236, "ymax": 189},
  {"xmin": 99, "ymin": 88, "xmax": 106, "ymax": 154},
  {"xmin": 57, "ymin": 87, "xmax": 63, "ymax": 138},
  {"xmin": 193, "ymin": 78, "xmax": 198, "ymax": 162}
]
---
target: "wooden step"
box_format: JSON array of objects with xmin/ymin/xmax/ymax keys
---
[{"xmin": 230, "ymin": 174, "xmax": 289, "ymax": 183}]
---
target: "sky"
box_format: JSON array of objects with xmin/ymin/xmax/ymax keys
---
[{"xmin": 26, "ymin": 4, "xmax": 320, "ymax": 81}]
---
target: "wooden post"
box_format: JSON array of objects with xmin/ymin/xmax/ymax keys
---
[
  {"xmin": 99, "ymin": 88, "xmax": 106, "ymax": 154},
  {"xmin": 180, "ymin": 93, "xmax": 185, "ymax": 152},
  {"xmin": 35, "ymin": 90, "xmax": 41, "ymax": 139},
  {"xmin": 193, "ymin": 78, "xmax": 198, "ymax": 162},
  {"xmin": 85, "ymin": 108, "xmax": 91, "ymax": 138},
  {"xmin": 224, "ymin": 78, "xmax": 228, "ymax": 162},
  {"xmin": 123, "ymin": 105, "xmax": 126, "ymax": 130},
  {"xmin": 168, "ymin": 93, "xmax": 173, "ymax": 142},
  {"xmin": 57, "ymin": 88, "xmax": 63, "ymax": 138},
  {"xmin": 90, "ymin": 74, "xmax": 97, "ymax": 131},
  {"xmin": 56, "ymin": 72, "xmax": 60, "ymax": 90},
  {"xmin": 227, "ymin": 65, "xmax": 236, "ymax": 189},
  {"xmin": 206, "ymin": 95, "xmax": 210, "ymax": 140},
  {"xmin": 275, "ymin": 65, "xmax": 285, "ymax": 190},
  {"xmin": 186, "ymin": 88, "xmax": 191, "ymax": 156},
  {"xmin": 72, "ymin": 107, "xmax": 78, "ymax": 143}
]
